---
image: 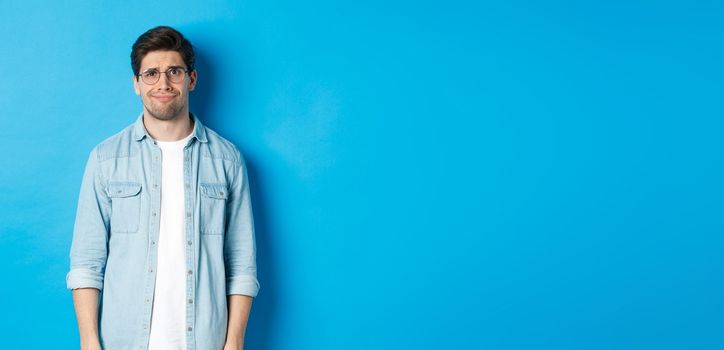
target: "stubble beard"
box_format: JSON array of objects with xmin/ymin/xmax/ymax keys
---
[{"xmin": 144, "ymin": 95, "xmax": 185, "ymax": 121}]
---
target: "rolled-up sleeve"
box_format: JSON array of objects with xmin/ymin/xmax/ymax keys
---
[
  {"xmin": 224, "ymin": 151, "xmax": 260, "ymax": 297},
  {"xmin": 66, "ymin": 147, "xmax": 110, "ymax": 291}
]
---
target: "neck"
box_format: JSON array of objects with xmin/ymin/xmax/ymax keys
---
[{"xmin": 143, "ymin": 111, "xmax": 194, "ymax": 141}]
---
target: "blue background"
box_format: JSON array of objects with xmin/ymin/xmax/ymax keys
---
[{"xmin": 0, "ymin": 0, "xmax": 722, "ymax": 349}]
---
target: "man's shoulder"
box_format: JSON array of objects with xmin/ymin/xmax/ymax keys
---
[
  {"xmin": 202, "ymin": 126, "xmax": 243, "ymax": 164},
  {"xmin": 85, "ymin": 119, "xmax": 246, "ymax": 164},
  {"xmin": 89, "ymin": 122, "xmax": 137, "ymax": 161}
]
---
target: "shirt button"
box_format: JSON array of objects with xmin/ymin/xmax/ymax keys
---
[
  {"xmin": 186, "ymin": 212, "xmax": 191, "ymax": 217},
  {"xmin": 152, "ymin": 212, "xmax": 156, "ymax": 217},
  {"xmin": 151, "ymin": 241, "xmax": 155, "ymax": 245},
  {"xmin": 220, "ymin": 191, "xmax": 224, "ymax": 196},
  {"xmin": 188, "ymin": 299, "xmax": 193, "ymax": 304},
  {"xmin": 187, "ymin": 240, "xmax": 192, "ymax": 245},
  {"xmin": 187, "ymin": 270, "xmax": 192, "ymax": 275},
  {"xmin": 154, "ymin": 184, "xmax": 158, "ymax": 188},
  {"xmin": 187, "ymin": 326, "xmax": 193, "ymax": 332},
  {"xmin": 149, "ymin": 268, "xmax": 153, "ymax": 273}
]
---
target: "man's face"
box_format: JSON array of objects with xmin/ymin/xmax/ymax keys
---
[{"xmin": 133, "ymin": 50, "xmax": 197, "ymax": 121}]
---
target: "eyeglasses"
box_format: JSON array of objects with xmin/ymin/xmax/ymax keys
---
[{"xmin": 137, "ymin": 66, "xmax": 189, "ymax": 85}]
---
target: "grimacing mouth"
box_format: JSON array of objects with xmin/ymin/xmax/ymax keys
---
[{"xmin": 149, "ymin": 91, "xmax": 179, "ymax": 98}]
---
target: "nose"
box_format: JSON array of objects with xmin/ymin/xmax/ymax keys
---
[{"xmin": 156, "ymin": 72, "xmax": 172, "ymax": 90}]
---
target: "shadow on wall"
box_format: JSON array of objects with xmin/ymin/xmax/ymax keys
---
[
  {"xmin": 189, "ymin": 47, "xmax": 218, "ymax": 126},
  {"xmin": 189, "ymin": 29, "xmax": 278, "ymax": 349}
]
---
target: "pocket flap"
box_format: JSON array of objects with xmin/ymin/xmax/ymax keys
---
[
  {"xmin": 200, "ymin": 183, "xmax": 228, "ymax": 199},
  {"xmin": 108, "ymin": 182, "xmax": 142, "ymax": 198}
]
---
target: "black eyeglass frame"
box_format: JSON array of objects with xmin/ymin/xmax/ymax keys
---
[{"xmin": 136, "ymin": 66, "xmax": 190, "ymax": 85}]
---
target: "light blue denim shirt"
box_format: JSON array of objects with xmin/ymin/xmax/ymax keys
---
[{"xmin": 66, "ymin": 113, "xmax": 259, "ymax": 350}]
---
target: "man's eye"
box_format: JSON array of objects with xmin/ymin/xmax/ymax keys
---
[
  {"xmin": 169, "ymin": 68, "xmax": 181, "ymax": 76},
  {"xmin": 144, "ymin": 71, "xmax": 158, "ymax": 77}
]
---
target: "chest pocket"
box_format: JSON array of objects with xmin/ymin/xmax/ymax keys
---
[
  {"xmin": 107, "ymin": 182, "xmax": 142, "ymax": 234},
  {"xmin": 200, "ymin": 183, "xmax": 228, "ymax": 235}
]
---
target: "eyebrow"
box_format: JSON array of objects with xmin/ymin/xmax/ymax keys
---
[{"xmin": 141, "ymin": 65, "xmax": 186, "ymax": 73}]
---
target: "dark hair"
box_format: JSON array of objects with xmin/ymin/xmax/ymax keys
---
[{"xmin": 131, "ymin": 26, "xmax": 195, "ymax": 77}]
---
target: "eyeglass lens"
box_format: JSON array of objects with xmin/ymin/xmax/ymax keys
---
[{"xmin": 140, "ymin": 68, "xmax": 186, "ymax": 84}]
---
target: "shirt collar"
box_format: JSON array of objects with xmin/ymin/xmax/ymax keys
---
[{"xmin": 132, "ymin": 112, "xmax": 208, "ymax": 143}]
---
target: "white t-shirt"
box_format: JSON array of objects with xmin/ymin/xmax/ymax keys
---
[{"xmin": 148, "ymin": 131, "xmax": 193, "ymax": 350}]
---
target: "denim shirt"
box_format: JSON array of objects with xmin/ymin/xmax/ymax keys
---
[{"xmin": 66, "ymin": 113, "xmax": 259, "ymax": 350}]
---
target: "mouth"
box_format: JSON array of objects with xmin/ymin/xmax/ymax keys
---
[{"xmin": 151, "ymin": 94, "xmax": 176, "ymax": 102}]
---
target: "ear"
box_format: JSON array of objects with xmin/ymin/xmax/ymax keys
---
[
  {"xmin": 132, "ymin": 75, "xmax": 141, "ymax": 96},
  {"xmin": 188, "ymin": 70, "xmax": 198, "ymax": 92}
]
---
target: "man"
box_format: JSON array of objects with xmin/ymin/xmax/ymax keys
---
[{"xmin": 66, "ymin": 26, "xmax": 259, "ymax": 350}]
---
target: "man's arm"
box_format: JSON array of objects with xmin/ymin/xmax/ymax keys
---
[
  {"xmin": 223, "ymin": 295, "xmax": 254, "ymax": 350},
  {"xmin": 66, "ymin": 147, "xmax": 110, "ymax": 348},
  {"xmin": 223, "ymin": 151, "xmax": 260, "ymax": 349},
  {"xmin": 72, "ymin": 288, "xmax": 102, "ymax": 350},
  {"xmin": 223, "ymin": 152, "xmax": 260, "ymax": 296}
]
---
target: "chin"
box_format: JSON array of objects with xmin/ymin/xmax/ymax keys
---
[{"xmin": 144, "ymin": 103, "xmax": 184, "ymax": 121}]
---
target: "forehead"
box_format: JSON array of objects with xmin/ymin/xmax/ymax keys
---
[{"xmin": 140, "ymin": 50, "xmax": 185, "ymax": 69}]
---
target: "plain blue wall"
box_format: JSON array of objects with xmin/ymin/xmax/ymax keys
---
[{"xmin": 1, "ymin": 0, "xmax": 723, "ymax": 349}]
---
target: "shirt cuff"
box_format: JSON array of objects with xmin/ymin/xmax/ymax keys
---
[
  {"xmin": 66, "ymin": 268, "xmax": 104, "ymax": 290},
  {"xmin": 226, "ymin": 275, "xmax": 260, "ymax": 297}
]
